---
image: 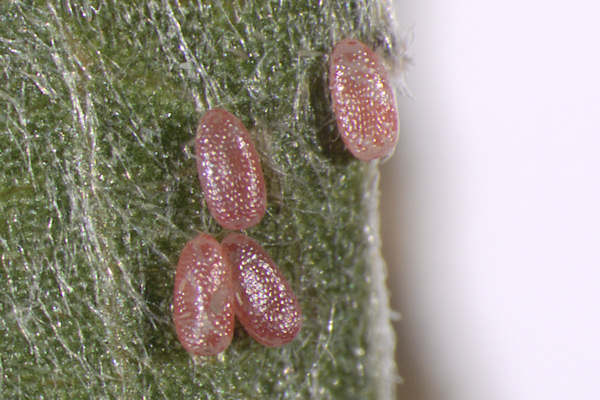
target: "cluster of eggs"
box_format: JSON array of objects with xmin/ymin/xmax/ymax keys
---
[
  {"xmin": 172, "ymin": 38, "xmax": 398, "ymax": 356},
  {"xmin": 173, "ymin": 109, "xmax": 302, "ymax": 356}
]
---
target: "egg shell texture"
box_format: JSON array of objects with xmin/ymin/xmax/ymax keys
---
[
  {"xmin": 173, "ymin": 233, "xmax": 234, "ymax": 356},
  {"xmin": 222, "ymin": 233, "xmax": 302, "ymax": 347},
  {"xmin": 195, "ymin": 109, "xmax": 266, "ymax": 230},
  {"xmin": 329, "ymin": 38, "xmax": 399, "ymax": 161}
]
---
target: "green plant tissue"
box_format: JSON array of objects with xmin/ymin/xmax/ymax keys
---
[{"xmin": 0, "ymin": 1, "xmax": 398, "ymax": 398}]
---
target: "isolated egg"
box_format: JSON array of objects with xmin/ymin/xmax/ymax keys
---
[
  {"xmin": 222, "ymin": 233, "xmax": 302, "ymax": 347},
  {"xmin": 195, "ymin": 109, "xmax": 267, "ymax": 230},
  {"xmin": 173, "ymin": 233, "xmax": 234, "ymax": 356},
  {"xmin": 329, "ymin": 38, "xmax": 399, "ymax": 161}
]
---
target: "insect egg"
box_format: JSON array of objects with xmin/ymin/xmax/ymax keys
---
[
  {"xmin": 329, "ymin": 38, "xmax": 399, "ymax": 161},
  {"xmin": 172, "ymin": 233, "xmax": 234, "ymax": 356},
  {"xmin": 195, "ymin": 109, "xmax": 267, "ymax": 230},
  {"xmin": 221, "ymin": 233, "xmax": 302, "ymax": 347}
]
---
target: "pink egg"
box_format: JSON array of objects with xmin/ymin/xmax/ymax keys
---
[
  {"xmin": 195, "ymin": 109, "xmax": 267, "ymax": 230},
  {"xmin": 329, "ymin": 38, "xmax": 399, "ymax": 161},
  {"xmin": 222, "ymin": 233, "xmax": 302, "ymax": 347},
  {"xmin": 173, "ymin": 233, "xmax": 234, "ymax": 356}
]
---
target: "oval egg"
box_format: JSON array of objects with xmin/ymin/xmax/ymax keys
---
[
  {"xmin": 173, "ymin": 233, "xmax": 234, "ymax": 356},
  {"xmin": 329, "ymin": 38, "xmax": 399, "ymax": 161},
  {"xmin": 195, "ymin": 109, "xmax": 267, "ymax": 230},
  {"xmin": 222, "ymin": 233, "xmax": 302, "ymax": 347}
]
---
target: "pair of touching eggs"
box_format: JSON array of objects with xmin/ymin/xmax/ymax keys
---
[
  {"xmin": 172, "ymin": 38, "xmax": 399, "ymax": 356},
  {"xmin": 173, "ymin": 232, "xmax": 301, "ymax": 355}
]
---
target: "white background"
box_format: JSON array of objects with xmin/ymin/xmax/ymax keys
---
[{"xmin": 382, "ymin": 1, "xmax": 600, "ymax": 399}]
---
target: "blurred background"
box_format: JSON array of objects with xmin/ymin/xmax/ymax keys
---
[{"xmin": 381, "ymin": 1, "xmax": 600, "ymax": 399}]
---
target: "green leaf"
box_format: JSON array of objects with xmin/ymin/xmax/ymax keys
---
[{"xmin": 0, "ymin": 1, "xmax": 397, "ymax": 398}]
